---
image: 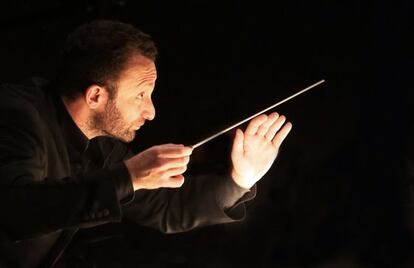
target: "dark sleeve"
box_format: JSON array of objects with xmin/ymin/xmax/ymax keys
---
[
  {"xmin": 216, "ymin": 176, "xmax": 257, "ymax": 218},
  {"xmin": 122, "ymin": 168, "xmax": 257, "ymax": 234},
  {"xmin": 110, "ymin": 162, "xmax": 135, "ymax": 205},
  {"xmin": 0, "ymin": 106, "xmax": 125, "ymax": 241}
]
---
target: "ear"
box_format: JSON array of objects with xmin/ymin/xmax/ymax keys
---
[{"xmin": 84, "ymin": 84, "xmax": 109, "ymax": 110}]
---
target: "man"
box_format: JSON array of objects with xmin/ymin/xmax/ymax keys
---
[{"xmin": 0, "ymin": 20, "xmax": 292, "ymax": 267}]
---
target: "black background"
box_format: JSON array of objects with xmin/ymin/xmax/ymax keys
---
[{"xmin": 0, "ymin": 0, "xmax": 412, "ymax": 267}]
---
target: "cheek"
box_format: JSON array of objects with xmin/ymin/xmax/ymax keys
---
[{"xmin": 121, "ymin": 102, "xmax": 142, "ymax": 122}]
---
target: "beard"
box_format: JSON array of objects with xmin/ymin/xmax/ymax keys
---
[{"xmin": 89, "ymin": 98, "xmax": 136, "ymax": 143}]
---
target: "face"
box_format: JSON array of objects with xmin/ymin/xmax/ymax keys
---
[{"xmin": 91, "ymin": 54, "xmax": 157, "ymax": 142}]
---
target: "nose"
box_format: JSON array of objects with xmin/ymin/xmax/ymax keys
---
[{"xmin": 142, "ymin": 98, "xmax": 156, "ymax": 121}]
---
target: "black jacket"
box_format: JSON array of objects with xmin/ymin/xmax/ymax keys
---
[{"xmin": 0, "ymin": 78, "xmax": 255, "ymax": 267}]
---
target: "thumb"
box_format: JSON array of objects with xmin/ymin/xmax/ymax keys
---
[
  {"xmin": 168, "ymin": 175, "xmax": 185, "ymax": 188},
  {"xmin": 231, "ymin": 129, "xmax": 244, "ymax": 158}
]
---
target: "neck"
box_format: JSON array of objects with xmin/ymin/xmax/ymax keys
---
[{"xmin": 61, "ymin": 96, "xmax": 98, "ymax": 140}]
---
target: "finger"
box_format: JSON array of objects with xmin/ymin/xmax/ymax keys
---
[
  {"xmin": 161, "ymin": 143, "xmax": 183, "ymax": 147},
  {"xmin": 245, "ymin": 114, "xmax": 268, "ymax": 135},
  {"xmin": 158, "ymin": 156, "xmax": 190, "ymax": 170},
  {"xmin": 156, "ymin": 143, "xmax": 184, "ymax": 149},
  {"xmin": 265, "ymin": 115, "xmax": 286, "ymax": 141},
  {"xmin": 156, "ymin": 145, "xmax": 193, "ymax": 157},
  {"xmin": 163, "ymin": 166, "xmax": 188, "ymax": 177},
  {"xmin": 257, "ymin": 112, "xmax": 279, "ymax": 136},
  {"xmin": 231, "ymin": 129, "xmax": 244, "ymax": 158},
  {"xmin": 166, "ymin": 175, "xmax": 185, "ymax": 188},
  {"xmin": 272, "ymin": 122, "xmax": 292, "ymax": 147}
]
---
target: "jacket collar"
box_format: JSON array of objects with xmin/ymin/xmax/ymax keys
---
[{"xmin": 55, "ymin": 96, "xmax": 90, "ymax": 154}]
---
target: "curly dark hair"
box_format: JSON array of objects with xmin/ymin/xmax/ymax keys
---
[{"xmin": 56, "ymin": 20, "xmax": 158, "ymax": 99}]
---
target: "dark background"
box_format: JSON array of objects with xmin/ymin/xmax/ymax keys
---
[{"xmin": 0, "ymin": 1, "xmax": 412, "ymax": 267}]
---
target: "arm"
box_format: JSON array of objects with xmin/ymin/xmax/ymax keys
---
[
  {"xmin": 122, "ymin": 172, "xmax": 256, "ymax": 233},
  {"xmin": 0, "ymin": 106, "xmax": 128, "ymax": 241},
  {"xmin": 121, "ymin": 112, "xmax": 291, "ymax": 233}
]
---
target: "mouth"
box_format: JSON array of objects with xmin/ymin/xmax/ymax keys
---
[{"xmin": 134, "ymin": 122, "xmax": 144, "ymax": 130}]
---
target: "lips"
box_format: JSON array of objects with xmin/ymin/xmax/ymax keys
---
[{"xmin": 134, "ymin": 122, "xmax": 145, "ymax": 130}]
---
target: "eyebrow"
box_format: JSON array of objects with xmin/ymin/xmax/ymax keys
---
[{"xmin": 134, "ymin": 86, "xmax": 154, "ymax": 95}]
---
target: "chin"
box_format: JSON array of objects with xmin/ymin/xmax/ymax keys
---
[
  {"xmin": 112, "ymin": 131, "xmax": 136, "ymax": 143},
  {"xmin": 122, "ymin": 135, "xmax": 136, "ymax": 143}
]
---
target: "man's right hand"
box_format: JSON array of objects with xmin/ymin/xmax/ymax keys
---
[{"xmin": 124, "ymin": 144, "xmax": 193, "ymax": 191}]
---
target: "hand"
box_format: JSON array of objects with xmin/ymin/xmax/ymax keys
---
[
  {"xmin": 231, "ymin": 112, "xmax": 292, "ymax": 189},
  {"xmin": 124, "ymin": 144, "xmax": 193, "ymax": 190}
]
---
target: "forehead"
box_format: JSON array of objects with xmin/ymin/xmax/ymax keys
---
[{"xmin": 117, "ymin": 54, "xmax": 157, "ymax": 85}]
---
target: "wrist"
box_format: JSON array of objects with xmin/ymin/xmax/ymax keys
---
[
  {"xmin": 231, "ymin": 169, "xmax": 254, "ymax": 190},
  {"xmin": 124, "ymin": 160, "xmax": 142, "ymax": 191}
]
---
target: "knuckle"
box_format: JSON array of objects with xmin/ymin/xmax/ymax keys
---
[
  {"xmin": 152, "ymin": 147, "xmax": 161, "ymax": 156},
  {"xmin": 179, "ymin": 157, "xmax": 187, "ymax": 165},
  {"xmin": 151, "ymin": 166, "xmax": 161, "ymax": 174},
  {"xmin": 155, "ymin": 157, "xmax": 164, "ymax": 167}
]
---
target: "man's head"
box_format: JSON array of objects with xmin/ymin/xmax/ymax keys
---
[{"xmin": 58, "ymin": 20, "xmax": 157, "ymax": 142}]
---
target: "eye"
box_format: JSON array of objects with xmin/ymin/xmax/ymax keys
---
[{"xmin": 136, "ymin": 92, "xmax": 145, "ymax": 100}]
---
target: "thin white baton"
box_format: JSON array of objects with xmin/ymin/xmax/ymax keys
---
[{"xmin": 191, "ymin": 79, "xmax": 326, "ymax": 149}]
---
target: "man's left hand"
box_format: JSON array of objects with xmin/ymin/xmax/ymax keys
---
[{"xmin": 230, "ymin": 112, "xmax": 292, "ymax": 189}]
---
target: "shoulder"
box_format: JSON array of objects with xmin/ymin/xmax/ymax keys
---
[
  {"xmin": 0, "ymin": 77, "xmax": 47, "ymax": 101},
  {"xmin": 0, "ymin": 77, "xmax": 50, "ymax": 120},
  {"xmin": 0, "ymin": 78, "xmax": 53, "ymax": 137}
]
